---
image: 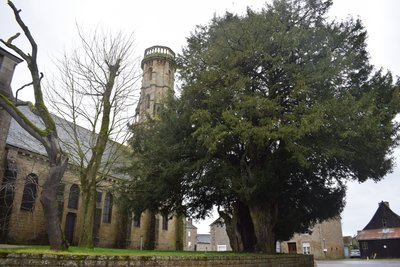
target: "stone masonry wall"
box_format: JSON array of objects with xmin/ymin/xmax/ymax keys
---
[
  {"xmin": 280, "ymin": 218, "xmax": 344, "ymax": 259},
  {"xmin": 210, "ymin": 222, "xmax": 232, "ymax": 251},
  {"xmin": 0, "ymin": 253, "xmax": 314, "ymax": 267},
  {"xmin": 3, "ymin": 146, "xmax": 121, "ymax": 247}
]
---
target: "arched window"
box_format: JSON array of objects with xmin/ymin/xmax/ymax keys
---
[
  {"xmin": 68, "ymin": 184, "xmax": 80, "ymax": 209},
  {"xmin": 102, "ymin": 192, "xmax": 113, "ymax": 223},
  {"xmin": 133, "ymin": 213, "xmax": 141, "ymax": 227},
  {"xmin": 57, "ymin": 183, "xmax": 65, "ymax": 220},
  {"xmin": 162, "ymin": 213, "xmax": 168, "ymax": 230},
  {"xmin": 20, "ymin": 173, "xmax": 38, "ymax": 211},
  {"xmin": 145, "ymin": 94, "xmax": 151, "ymax": 109},
  {"xmin": 148, "ymin": 67, "xmax": 153, "ymax": 81}
]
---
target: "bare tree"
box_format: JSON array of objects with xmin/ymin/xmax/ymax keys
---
[
  {"xmin": 46, "ymin": 27, "xmax": 140, "ymax": 247},
  {"xmin": 0, "ymin": 1, "xmax": 68, "ymax": 250}
]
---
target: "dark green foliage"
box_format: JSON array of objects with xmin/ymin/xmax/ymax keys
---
[{"xmin": 122, "ymin": 0, "xmax": 400, "ymax": 252}]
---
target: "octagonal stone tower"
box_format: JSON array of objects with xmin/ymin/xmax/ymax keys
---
[{"xmin": 135, "ymin": 45, "xmax": 176, "ymax": 122}]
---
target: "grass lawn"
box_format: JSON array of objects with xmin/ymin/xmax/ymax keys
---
[{"xmin": 0, "ymin": 245, "xmax": 247, "ymax": 257}]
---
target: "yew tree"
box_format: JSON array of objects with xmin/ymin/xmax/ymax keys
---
[
  {"xmin": 125, "ymin": 0, "xmax": 400, "ymax": 253},
  {"xmin": 0, "ymin": 1, "xmax": 68, "ymax": 250}
]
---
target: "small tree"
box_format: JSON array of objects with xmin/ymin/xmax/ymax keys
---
[
  {"xmin": 0, "ymin": 1, "xmax": 68, "ymax": 250},
  {"xmin": 47, "ymin": 27, "xmax": 139, "ymax": 247}
]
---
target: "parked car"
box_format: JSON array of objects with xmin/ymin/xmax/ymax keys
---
[{"xmin": 350, "ymin": 249, "xmax": 361, "ymax": 258}]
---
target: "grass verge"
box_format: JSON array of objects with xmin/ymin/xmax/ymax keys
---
[{"xmin": 0, "ymin": 245, "xmax": 251, "ymax": 257}]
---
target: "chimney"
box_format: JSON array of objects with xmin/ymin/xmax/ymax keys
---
[{"xmin": 380, "ymin": 201, "xmax": 390, "ymax": 208}]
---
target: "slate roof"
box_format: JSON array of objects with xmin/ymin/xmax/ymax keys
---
[
  {"xmin": 186, "ymin": 219, "xmax": 197, "ymax": 230},
  {"xmin": 197, "ymin": 234, "xmax": 211, "ymax": 244},
  {"xmin": 363, "ymin": 201, "xmax": 400, "ymax": 230},
  {"xmin": 6, "ymin": 105, "xmax": 130, "ymax": 179}
]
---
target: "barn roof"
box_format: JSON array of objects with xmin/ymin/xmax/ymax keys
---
[{"xmin": 363, "ymin": 201, "xmax": 400, "ymax": 230}]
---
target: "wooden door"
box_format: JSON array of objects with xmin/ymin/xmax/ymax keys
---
[
  {"xmin": 288, "ymin": 242, "xmax": 297, "ymax": 254},
  {"xmin": 64, "ymin": 212, "xmax": 77, "ymax": 245}
]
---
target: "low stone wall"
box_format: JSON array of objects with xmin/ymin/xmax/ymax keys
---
[{"xmin": 0, "ymin": 253, "xmax": 313, "ymax": 267}]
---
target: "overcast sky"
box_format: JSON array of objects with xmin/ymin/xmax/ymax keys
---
[{"xmin": 1, "ymin": 0, "xmax": 399, "ymax": 237}]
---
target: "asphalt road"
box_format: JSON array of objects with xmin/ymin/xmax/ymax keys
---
[{"xmin": 316, "ymin": 260, "xmax": 400, "ymax": 267}]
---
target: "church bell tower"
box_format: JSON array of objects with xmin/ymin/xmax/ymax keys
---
[{"xmin": 136, "ymin": 45, "xmax": 176, "ymax": 122}]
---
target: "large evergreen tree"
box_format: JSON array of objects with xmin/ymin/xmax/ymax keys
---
[{"xmin": 124, "ymin": 0, "xmax": 400, "ymax": 253}]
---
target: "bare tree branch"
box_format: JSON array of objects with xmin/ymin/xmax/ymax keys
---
[
  {"xmin": 44, "ymin": 26, "xmax": 140, "ymax": 247},
  {"xmin": 0, "ymin": 0, "xmax": 68, "ymax": 250}
]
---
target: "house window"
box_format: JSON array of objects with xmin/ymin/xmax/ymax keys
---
[
  {"xmin": 102, "ymin": 192, "xmax": 113, "ymax": 223},
  {"xmin": 162, "ymin": 213, "xmax": 168, "ymax": 230},
  {"xmin": 188, "ymin": 241, "xmax": 191, "ymax": 248},
  {"xmin": 68, "ymin": 184, "xmax": 80, "ymax": 209},
  {"xmin": 361, "ymin": 241, "xmax": 368, "ymax": 251},
  {"xmin": 302, "ymin": 242, "xmax": 311, "ymax": 255},
  {"xmin": 276, "ymin": 241, "xmax": 281, "ymax": 253},
  {"xmin": 133, "ymin": 213, "xmax": 141, "ymax": 227},
  {"xmin": 20, "ymin": 173, "xmax": 38, "ymax": 211},
  {"xmin": 217, "ymin": 245, "xmax": 227, "ymax": 251},
  {"xmin": 188, "ymin": 231, "xmax": 191, "ymax": 237}
]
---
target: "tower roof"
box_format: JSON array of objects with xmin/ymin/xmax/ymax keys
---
[{"xmin": 141, "ymin": 45, "xmax": 175, "ymax": 69}]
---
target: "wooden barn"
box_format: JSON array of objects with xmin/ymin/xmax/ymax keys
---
[{"xmin": 357, "ymin": 201, "xmax": 400, "ymax": 259}]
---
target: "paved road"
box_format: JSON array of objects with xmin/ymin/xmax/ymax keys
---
[{"xmin": 316, "ymin": 260, "xmax": 400, "ymax": 267}]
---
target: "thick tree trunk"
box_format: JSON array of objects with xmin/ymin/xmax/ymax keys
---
[
  {"xmin": 40, "ymin": 158, "xmax": 68, "ymax": 250},
  {"xmin": 78, "ymin": 180, "xmax": 96, "ymax": 248},
  {"xmin": 220, "ymin": 201, "xmax": 256, "ymax": 252},
  {"xmin": 174, "ymin": 214, "xmax": 184, "ymax": 250},
  {"xmin": 220, "ymin": 211, "xmax": 243, "ymax": 252},
  {"xmin": 76, "ymin": 61, "xmax": 117, "ymax": 248},
  {"xmin": 145, "ymin": 211, "xmax": 156, "ymax": 250},
  {"xmin": 116, "ymin": 211, "xmax": 130, "ymax": 248},
  {"xmin": 249, "ymin": 202, "xmax": 278, "ymax": 253}
]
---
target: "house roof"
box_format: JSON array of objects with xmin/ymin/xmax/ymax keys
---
[
  {"xmin": 186, "ymin": 219, "xmax": 197, "ymax": 230},
  {"xmin": 357, "ymin": 227, "xmax": 400, "ymax": 241},
  {"xmin": 210, "ymin": 217, "xmax": 224, "ymax": 226},
  {"xmin": 197, "ymin": 234, "xmax": 211, "ymax": 244},
  {"xmin": 363, "ymin": 201, "xmax": 400, "ymax": 230}
]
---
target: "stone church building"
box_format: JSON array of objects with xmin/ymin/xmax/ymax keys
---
[{"xmin": 0, "ymin": 45, "xmax": 184, "ymax": 249}]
